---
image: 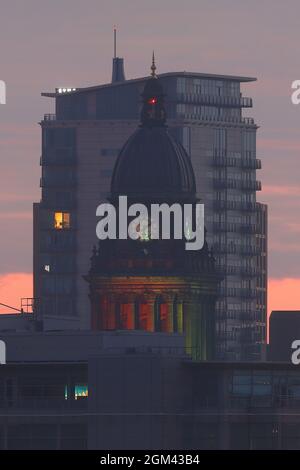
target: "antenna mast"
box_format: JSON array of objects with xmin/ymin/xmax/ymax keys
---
[{"xmin": 114, "ymin": 25, "xmax": 117, "ymax": 58}]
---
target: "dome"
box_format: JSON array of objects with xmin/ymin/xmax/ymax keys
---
[
  {"xmin": 110, "ymin": 64, "xmax": 196, "ymax": 201},
  {"xmin": 111, "ymin": 126, "xmax": 196, "ymax": 201}
]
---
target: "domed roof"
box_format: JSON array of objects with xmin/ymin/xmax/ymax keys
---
[
  {"xmin": 110, "ymin": 59, "xmax": 196, "ymax": 201},
  {"xmin": 111, "ymin": 126, "xmax": 196, "ymax": 200}
]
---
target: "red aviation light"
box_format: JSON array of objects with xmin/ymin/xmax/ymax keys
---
[{"xmin": 148, "ymin": 97, "xmax": 157, "ymax": 105}]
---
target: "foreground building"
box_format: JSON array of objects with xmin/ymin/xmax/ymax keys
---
[
  {"xmin": 0, "ymin": 328, "xmax": 300, "ymax": 450},
  {"xmin": 34, "ymin": 53, "xmax": 267, "ymax": 360},
  {"xmin": 269, "ymin": 311, "xmax": 300, "ymax": 362}
]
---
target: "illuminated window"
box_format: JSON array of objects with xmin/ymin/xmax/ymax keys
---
[
  {"xmin": 65, "ymin": 384, "xmax": 88, "ymax": 400},
  {"xmin": 54, "ymin": 212, "xmax": 70, "ymax": 230},
  {"xmin": 75, "ymin": 384, "xmax": 88, "ymax": 400}
]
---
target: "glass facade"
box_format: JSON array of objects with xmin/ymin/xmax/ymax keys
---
[{"xmin": 37, "ymin": 127, "xmax": 77, "ymax": 317}]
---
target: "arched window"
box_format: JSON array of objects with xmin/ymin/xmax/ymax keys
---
[
  {"xmin": 115, "ymin": 297, "xmax": 134, "ymax": 330},
  {"xmin": 173, "ymin": 296, "xmax": 178, "ymax": 333},
  {"xmin": 154, "ymin": 296, "xmax": 168, "ymax": 332},
  {"xmin": 99, "ymin": 295, "xmax": 112, "ymax": 330},
  {"xmin": 134, "ymin": 298, "xmax": 149, "ymax": 331}
]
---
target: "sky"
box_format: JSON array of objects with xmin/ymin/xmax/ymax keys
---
[{"xmin": 0, "ymin": 0, "xmax": 300, "ymax": 315}]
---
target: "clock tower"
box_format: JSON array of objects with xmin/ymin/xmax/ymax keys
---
[{"xmin": 86, "ymin": 59, "xmax": 220, "ymax": 360}]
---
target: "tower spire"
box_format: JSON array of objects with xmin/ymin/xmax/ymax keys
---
[
  {"xmin": 141, "ymin": 60, "xmax": 166, "ymax": 127},
  {"xmin": 151, "ymin": 51, "xmax": 157, "ymax": 78}
]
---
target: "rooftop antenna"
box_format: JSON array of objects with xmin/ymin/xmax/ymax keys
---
[
  {"xmin": 111, "ymin": 26, "xmax": 126, "ymax": 83},
  {"xmin": 114, "ymin": 25, "xmax": 117, "ymax": 59}
]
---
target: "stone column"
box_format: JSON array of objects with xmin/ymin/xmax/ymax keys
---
[
  {"xmin": 176, "ymin": 297, "xmax": 184, "ymax": 334},
  {"xmin": 164, "ymin": 293, "xmax": 175, "ymax": 333}
]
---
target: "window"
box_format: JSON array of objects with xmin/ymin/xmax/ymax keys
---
[
  {"xmin": 64, "ymin": 384, "xmax": 88, "ymax": 400},
  {"xmin": 54, "ymin": 212, "xmax": 70, "ymax": 230},
  {"xmin": 177, "ymin": 77, "xmax": 186, "ymax": 94},
  {"xmin": 75, "ymin": 384, "xmax": 88, "ymax": 400},
  {"xmin": 176, "ymin": 103, "xmax": 186, "ymax": 116}
]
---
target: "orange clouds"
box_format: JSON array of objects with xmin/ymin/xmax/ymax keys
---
[
  {"xmin": 268, "ymin": 278, "xmax": 300, "ymax": 314},
  {"xmin": 0, "ymin": 273, "xmax": 32, "ymax": 314}
]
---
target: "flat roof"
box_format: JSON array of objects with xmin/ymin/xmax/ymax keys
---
[
  {"xmin": 42, "ymin": 71, "xmax": 257, "ymax": 98},
  {"xmin": 184, "ymin": 360, "xmax": 296, "ymax": 369}
]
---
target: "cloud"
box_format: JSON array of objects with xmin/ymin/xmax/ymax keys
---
[
  {"xmin": 262, "ymin": 185, "xmax": 300, "ymax": 196},
  {"xmin": 269, "ymin": 278, "xmax": 300, "ymax": 314},
  {"xmin": 0, "ymin": 212, "xmax": 32, "ymax": 220},
  {"xmin": 0, "ymin": 273, "xmax": 32, "ymax": 314},
  {"xmin": 259, "ymin": 138, "xmax": 300, "ymax": 152}
]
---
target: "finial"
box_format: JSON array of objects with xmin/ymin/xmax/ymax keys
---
[{"xmin": 150, "ymin": 51, "xmax": 157, "ymax": 78}]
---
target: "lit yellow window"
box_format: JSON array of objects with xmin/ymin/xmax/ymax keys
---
[{"xmin": 54, "ymin": 212, "xmax": 70, "ymax": 229}]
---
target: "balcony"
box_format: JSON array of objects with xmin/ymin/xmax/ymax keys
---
[
  {"xmin": 218, "ymin": 287, "xmax": 257, "ymax": 299},
  {"xmin": 213, "ymin": 178, "xmax": 261, "ymax": 192},
  {"xmin": 240, "ymin": 201, "xmax": 260, "ymax": 212},
  {"xmin": 213, "ymin": 222, "xmax": 240, "ymax": 233},
  {"xmin": 241, "ymin": 180, "xmax": 262, "ymax": 191},
  {"xmin": 216, "ymin": 307, "xmax": 261, "ymax": 321},
  {"xmin": 240, "ymin": 266, "xmax": 259, "ymax": 276},
  {"xmin": 240, "ymin": 223, "xmax": 258, "ymax": 234},
  {"xmin": 241, "ymin": 117, "xmax": 255, "ymax": 125},
  {"xmin": 216, "ymin": 265, "xmax": 240, "ymax": 275},
  {"xmin": 214, "ymin": 244, "xmax": 260, "ymax": 256},
  {"xmin": 217, "ymin": 264, "xmax": 260, "ymax": 277},
  {"xmin": 213, "ymin": 200, "xmax": 239, "ymax": 211},
  {"xmin": 212, "ymin": 156, "xmax": 238, "ymax": 167},
  {"xmin": 213, "ymin": 178, "xmax": 238, "ymax": 190},
  {"xmin": 213, "ymin": 200, "xmax": 260, "ymax": 212},
  {"xmin": 213, "ymin": 244, "xmax": 237, "ymax": 255},
  {"xmin": 217, "ymin": 331, "xmax": 238, "ymax": 341},
  {"xmin": 240, "ymin": 245, "xmax": 260, "ymax": 256},
  {"xmin": 242, "ymin": 158, "xmax": 262, "ymax": 170},
  {"xmin": 216, "ymin": 309, "xmax": 240, "ymax": 320},
  {"xmin": 240, "ymin": 288, "xmax": 257, "ymax": 299},
  {"xmin": 176, "ymin": 92, "xmax": 253, "ymax": 108},
  {"xmin": 43, "ymin": 113, "xmax": 56, "ymax": 121},
  {"xmin": 212, "ymin": 157, "xmax": 262, "ymax": 170}
]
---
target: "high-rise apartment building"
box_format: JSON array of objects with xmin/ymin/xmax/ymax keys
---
[{"xmin": 34, "ymin": 56, "xmax": 267, "ymax": 360}]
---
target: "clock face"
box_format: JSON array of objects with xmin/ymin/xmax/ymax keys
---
[{"xmin": 137, "ymin": 217, "xmax": 158, "ymax": 241}]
